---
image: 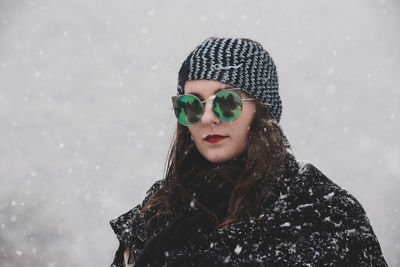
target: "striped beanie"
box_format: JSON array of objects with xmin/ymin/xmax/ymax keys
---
[{"xmin": 177, "ymin": 37, "xmax": 282, "ymax": 122}]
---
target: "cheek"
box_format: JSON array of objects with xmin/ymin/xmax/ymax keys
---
[
  {"xmin": 233, "ymin": 123, "xmax": 251, "ymax": 148},
  {"xmin": 237, "ymin": 106, "xmax": 256, "ymax": 133},
  {"xmin": 234, "ymin": 106, "xmax": 255, "ymax": 143},
  {"xmin": 187, "ymin": 125, "xmax": 201, "ymax": 143},
  {"xmin": 187, "ymin": 125, "xmax": 195, "ymax": 136}
]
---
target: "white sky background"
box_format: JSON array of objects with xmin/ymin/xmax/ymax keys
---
[{"xmin": 0, "ymin": 0, "xmax": 399, "ymax": 266}]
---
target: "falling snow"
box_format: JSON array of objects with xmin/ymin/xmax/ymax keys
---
[
  {"xmin": 234, "ymin": 244, "xmax": 242, "ymax": 255},
  {"xmin": 0, "ymin": 1, "xmax": 398, "ymax": 266}
]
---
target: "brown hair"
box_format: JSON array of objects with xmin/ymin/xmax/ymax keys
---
[{"xmin": 139, "ymin": 101, "xmax": 287, "ymax": 239}]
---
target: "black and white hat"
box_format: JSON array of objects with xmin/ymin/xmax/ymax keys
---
[{"xmin": 177, "ymin": 37, "xmax": 282, "ymax": 122}]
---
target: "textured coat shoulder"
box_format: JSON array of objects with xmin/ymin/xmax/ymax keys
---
[
  {"xmin": 264, "ymin": 160, "xmax": 388, "ymax": 266},
  {"xmin": 109, "ymin": 159, "xmax": 387, "ymax": 266}
]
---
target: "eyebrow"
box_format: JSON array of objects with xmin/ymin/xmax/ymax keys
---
[{"xmin": 187, "ymin": 86, "xmax": 236, "ymax": 99}]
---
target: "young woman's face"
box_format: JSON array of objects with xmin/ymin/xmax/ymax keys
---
[{"xmin": 184, "ymin": 79, "xmax": 256, "ymax": 163}]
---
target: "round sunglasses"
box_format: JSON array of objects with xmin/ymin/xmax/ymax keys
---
[{"xmin": 171, "ymin": 88, "xmax": 255, "ymax": 126}]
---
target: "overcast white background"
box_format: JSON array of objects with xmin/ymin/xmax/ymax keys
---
[{"xmin": 0, "ymin": 0, "xmax": 399, "ymax": 266}]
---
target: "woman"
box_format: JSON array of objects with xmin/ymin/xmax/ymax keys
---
[{"xmin": 110, "ymin": 37, "xmax": 387, "ymax": 266}]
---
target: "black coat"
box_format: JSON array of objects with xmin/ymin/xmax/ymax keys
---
[{"xmin": 110, "ymin": 153, "xmax": 387, "ymax": 266}]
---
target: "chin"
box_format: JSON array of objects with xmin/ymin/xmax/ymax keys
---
[{"xmin": 201, "ymin": 151, "xmax": 236, "ymax": 164}]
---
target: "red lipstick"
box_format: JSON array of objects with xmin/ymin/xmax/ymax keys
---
[{"xmin": 205, "ymin": 135, "xmax": 227, "ymax": 143}]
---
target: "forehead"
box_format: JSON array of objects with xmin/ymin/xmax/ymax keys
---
[{"xmin": 184, "ymin": 80, "xmax": 233, "ymax": 97}]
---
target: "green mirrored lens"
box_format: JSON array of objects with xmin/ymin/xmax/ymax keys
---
[
  {"xmin": 174, "ymin": 95, "xmax": 203, "ymax": 126},
  {"xmin": 213, "ymin": 90, "xmax": 243, "ymax": 121}
]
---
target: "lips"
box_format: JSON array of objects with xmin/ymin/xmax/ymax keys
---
[{"xmin": 205, "ymin": 134, "xmax": 227, "ymax": 143}]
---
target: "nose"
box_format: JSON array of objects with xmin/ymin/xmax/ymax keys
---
[{"xmin": 200, "ymin": 97, "xmax": 221, "ymax": 126}]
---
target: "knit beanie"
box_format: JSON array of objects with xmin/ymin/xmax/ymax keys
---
[{"xmin": 177, "ymin": 37, "xmax": 282, "ymax": 122}]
